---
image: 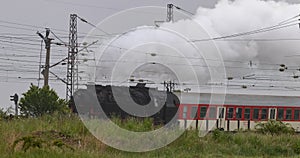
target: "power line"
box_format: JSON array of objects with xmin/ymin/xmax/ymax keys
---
[
  {"xmin": 43, "ymin": 0, "xmax": 166, "ymax": 16},
  {"xmin": 77, "ymin": 15, "xmax": 109, "ymax": 35},
  {"xmin": 0, "ymin": 35, "xmax": 41, "ymax": 42},
  {"xmin": 173, "ymin": 5, "xmax": 195, "ymax": 16},
  {"xmin": 0, "ymin": 39, "xmax": 41, "ymax": 46},
  {"xmin": 0, "ymin": 19, "xmax": 113, "ymax": 37},
  {"xmin": 0, "ymin": 20, "xmax": 45, "ymax": 30},
  {"xmin": 81, "ymin": 59, "xmax": 300, "ymax": 72},
  {"xmin": 278, "ymin": 14, "xmax": 300, "ymax": 25},
  {"xmin": 192, "ymin": 22, "xmax": 299, "ymax": 42},
  {"xmin": 43, "ymin": 0, "xmax": 123, "ymax": 11},
  {"xmin": 83, "ymin": 41, "xmax": 299, "ymax": 68},
  {"xmin": 0, "ymin": 24, "xmax": 38, "ymax": 32},
  {"xmin": 217, "ymin": 38, "xmax": 300, "ymax": 42},
  {"xmin": 194, "ymin": 14, "xmax": 300, "ymax": 41},
  {"xmin": 0, "ymin": 57, "xmax": 69, "ymax": 65},
  {"xmin": 50, "ymin": 30, "xmax": 68, "ymax": 47}
]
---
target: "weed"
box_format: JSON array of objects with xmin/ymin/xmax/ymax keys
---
[{"xmin": 255, "ymin": 120, "xmax": 295, "ymax": 135}]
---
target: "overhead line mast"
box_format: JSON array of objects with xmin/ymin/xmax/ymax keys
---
[
  {"xmin": 37, "ymin": 28, "xmax": 53, "ymax": 87},
  {"xmin": 66, "ymin": 14, "xmax": 78, "ymax": 101}
]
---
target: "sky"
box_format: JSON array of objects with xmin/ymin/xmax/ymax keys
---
[{"xmin": 0, "ymin": 0, "xmax": 300, "ymax": 110}]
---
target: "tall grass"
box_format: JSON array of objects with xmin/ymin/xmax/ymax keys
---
[{"xmin": 1, "ymin": 115, "xmax": 300, "ymax": 157}]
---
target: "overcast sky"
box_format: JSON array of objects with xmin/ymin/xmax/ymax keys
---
[{"xmin": 0, "ymin": 0, "xmax": 299, "ymax": 110}]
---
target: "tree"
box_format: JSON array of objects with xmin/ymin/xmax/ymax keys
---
[{"xmin": 19, "ymin": 84, "xmax": 69, "ymax": 117}]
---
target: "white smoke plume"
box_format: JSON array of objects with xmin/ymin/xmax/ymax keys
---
[
  {"xmin": 195, "ymin": 0, "xmax": 300, "ymax": 63},
  {"xmin": 81, "ymin": 0, "xmax": 300, "ymax": 93}
]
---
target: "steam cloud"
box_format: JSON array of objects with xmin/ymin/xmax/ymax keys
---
[{"xmin": 81, "ymin": 0, "xmax": 300, "ymax": 92}]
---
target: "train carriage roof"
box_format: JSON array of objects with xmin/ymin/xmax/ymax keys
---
[{"xmin": 174, "ymin": 92, "xmax": 300, "ymax": 106}]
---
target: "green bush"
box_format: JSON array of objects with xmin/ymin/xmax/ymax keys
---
[
  {"xmin": 255, "ymin": 120, "xmax": 295, "ymax": 135},
  {"xmin": 19, "ymin": 84, "xmax": 69, "ymax": 117}
]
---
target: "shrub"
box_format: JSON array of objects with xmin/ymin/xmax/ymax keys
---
[{"xmin": 255, "ymin": 120, "xmax": 295, "ymax": 135}]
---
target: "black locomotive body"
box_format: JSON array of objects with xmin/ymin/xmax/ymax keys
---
[{"xmin": 72, "ymin": 84, "xmax": 179, "ymax": 124}]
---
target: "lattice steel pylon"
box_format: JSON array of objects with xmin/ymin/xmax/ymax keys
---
[{"xmin": 66, "ymin": 14, "xmax": 78, "ymax": 101}]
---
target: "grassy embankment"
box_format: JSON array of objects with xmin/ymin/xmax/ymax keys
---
[{"xmin": 1, "ymin": 114, "xmax": 300, "ymax": 158}]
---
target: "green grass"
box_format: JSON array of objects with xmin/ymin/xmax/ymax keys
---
[{"xmin": 1, "ymin": 115, "xmax": 300, "ymax": 158}]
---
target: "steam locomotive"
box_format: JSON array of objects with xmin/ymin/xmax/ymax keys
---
[
  {"xmin": 72, "ymin": 83, "xmax": 180, "ymax": 124},
  {"xmin": 72, "ymin": 84, "xmax": 300, "ymax": 131}
]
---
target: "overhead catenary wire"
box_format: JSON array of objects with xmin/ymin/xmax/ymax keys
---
[
  {"xmin": 84, "ymin": 41, "xmax": 299, "ymax": 68},
  {"xmin": 0, "ymin": 19, "xmax": 117, "ymax": 37},
  {"xmin": 82, "ymin": 59, "xmax": 300, "ymax": 72},
  {"xmin": 278, "ymin": 14, "xmax": 300, "ymax": 25},
  {"xmin": 43, "ymin": 0, "xmax": 166, "ymax": 16},
  {"xmin": 76, "ymin": 15, "xmax": 110, "ymax": 35},
  {"xmin": 173, "ymin": 5, "xmax": 195, "ymax": 16},
  {"xmin": 50, "ymin": 30, "xmax": 68, "ymax": 47},
  {"xmin": 192, "ymin": 22, "xmax": 299, "ymax": 42}
]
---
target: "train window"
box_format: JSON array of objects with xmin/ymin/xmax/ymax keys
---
[
  {"xmin": 182, "ymin": 106, "xmax": 187, "ymax": 119},
  {"xmin": 200, "ymin": 107, "xmax": 207, "ymax": 118},
  {"xmin": 190, "ymin": 106, "xmax": 198, "ymax": 119},
  {"xmin": 261, "ymin": 109, "xmax": 268, "ymax": 120},
  {"xmin": 253, "ymin": 109, "xmax": 259, "ymax": 120},
  {"xmin": 270, "ymin": 109, "xmax": 276, "ymax": 119},
  {"xmin": 218, "ymin": 108, "xmax": 224, "ymax": 119},
  {"xmin": 277, "ymin": 108, "xmax": 284, "ymax": 120},
  {"xmin": 286, "ymin": 109, "xmax": 292, "ymax": 120},
  {"xmin": 236, "ymin": 108, "xmax": 242, "ymax": 119},
  {"xmin": 209, "ymin": 107, "xmax": 217, "ymax": 119},
  {"xmin": 227, "ymin": 108, "xmax": 234, "ymax": 119},
  {"xmin": 294, "ymin": 110, "xmax": 300, "ymax": 120},
  {"xmin": 244, "ymin": 108, "xmax": 250, "ymax": 120}
]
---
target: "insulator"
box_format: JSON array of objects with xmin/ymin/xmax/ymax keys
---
[
  {"xmin": 279, "ymin": 68, "xmax": 285, "ymax": 72},
  {"xmin": 241, "ymin": 85, "xmax": 247, "ymax": 89}
]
